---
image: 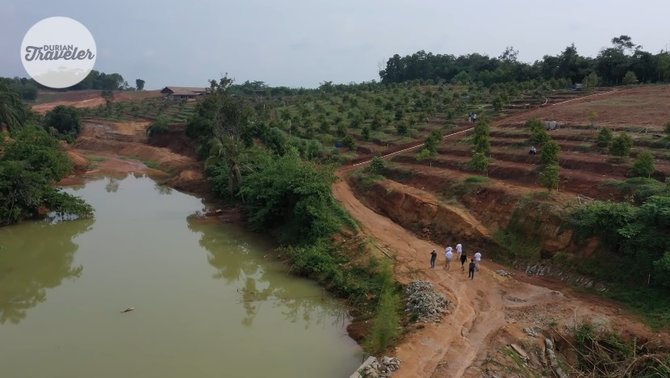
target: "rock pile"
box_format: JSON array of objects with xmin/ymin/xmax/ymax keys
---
[
  {"xmin": 351, "ymin": 356, "xmax": 401, "ymax": 378},
  {"xmin": 405, "ymin": 281, "xmax": 448, "ymax": 323}
]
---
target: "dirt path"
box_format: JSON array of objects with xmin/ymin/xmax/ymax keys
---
[{"xmin": 334, "ymin": 167, "xmax": 670, "ymax": 376}]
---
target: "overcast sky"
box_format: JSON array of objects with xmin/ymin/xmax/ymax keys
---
[{"xmin": 2, "ymin": 0, "xmax": 669, "ymax": 89}]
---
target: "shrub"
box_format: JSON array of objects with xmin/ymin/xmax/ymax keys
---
[
  {"xmin": 146, "ymin": 116, "xmax": 170, "ymax": 136},
  {"xmin": 539, "ymin": 163, "xmax": 560, "ymax": 191},
  {"xmin": 622, "ymin": 71, "xmax": 638, "ymax": 85},
  {"xmin": 631, "ymin": 151, "xmax": 655, "ymax": 178},
  {"xmin": 343, "ymin": 135, "xmax": 355, "ymax": 150},
  {"xmin": 472, "ymin": 119, "xmax": 491, "ymax": 155},
  {"xmin": 43, "ymin": 105, "xmax": 81, "ymax": 137},
  {"xmin": 469, "ymin": 152, "xmax": 489, "ymax": 173},
  {"xmin": 526, "ymin": 118, "xmax": 549, "ymax": 146},
  {"xmin": 540, "ymin": 140, "xmax": 561, "ymax": 166},
  {"xmin": 361, "ymin": 126, "xmax": 370, "ymax": 141},
  {"xmin": 596, "ymin": 127, "xmax": 613, "ymax": 148},
  {"xmin": 367, "ymin": 156, "xmax": 385, "ymax": 175},
  {"xmin": 609, "ymin": 133, "xmax": 633, "ymax": 157},
  {"xmin": 396, "ymin": 122, "xmax": 408, "ymax": 136}
]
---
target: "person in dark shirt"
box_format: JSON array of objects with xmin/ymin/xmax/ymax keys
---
[
  {"xmin": 430, "ymin": 249, "xmax": 437, "ymax": 268},
  {"xmin": 468, "ymin": 259, "xmax": 476, "ymax": 280},
  {"xmin": 460, "ymin": 252, "xmax": 468, "ymax": 272}
]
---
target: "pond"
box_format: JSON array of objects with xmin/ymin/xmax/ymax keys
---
[{"xmin": 0, "ymin": 174, "xmax": 361, "ymax": 377}]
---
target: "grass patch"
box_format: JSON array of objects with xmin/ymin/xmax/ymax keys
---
[{"xmin": 143, "ymin": 160, "xmax": 161, "ymax": 170}]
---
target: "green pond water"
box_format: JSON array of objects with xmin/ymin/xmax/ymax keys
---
[{"xmin": 0, "ymin": 175, "xmax": 361, "ymax": 378}]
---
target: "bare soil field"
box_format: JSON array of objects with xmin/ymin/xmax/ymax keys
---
[
  {"xmin": 502, "ymin": 85, "xmax": 670, "ymax": 128},
  {"xmin": 32, "ymin": 89, "xmax": 161, "ymax": 113}
]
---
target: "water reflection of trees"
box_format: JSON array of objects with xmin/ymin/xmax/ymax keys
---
[
  {"xmin": 186, "ymin": 217, "xmax": 350, "ymax": 329},
  {"xmin": 0, "ymin": 218, "xmax": 93, "ymax": 324}
]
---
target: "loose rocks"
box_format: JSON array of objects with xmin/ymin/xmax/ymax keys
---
[{"xmin": 405, "ymin": 281, "xmax": 448, "ymax": 323}]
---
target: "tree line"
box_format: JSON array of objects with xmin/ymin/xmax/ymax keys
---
[
  {"xmin": 0, "ymin": 82, "xmax": 92, "ymax": 225},
  {"xmin": 1, "ymin": 71, "xmax": 146, "ymax": 101},
  {"xmin": 380, "ymin": 35, "xmax": 670, "ymax": 86}
]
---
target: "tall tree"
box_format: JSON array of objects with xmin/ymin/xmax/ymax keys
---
[{"xmin": 135, "ymin": 79, "xmax": 145, "ymax": 91}]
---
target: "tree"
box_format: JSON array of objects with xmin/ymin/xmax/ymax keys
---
[
  {"xmin": 424, "ymin": 130, "xmax": 442, "ymax": 155},
  {"xmin": 0, "ymin": 82, "xmax": 30, "ymax": 132},
  {"xmin": 396, "ymin": 122, "xmax": 408, "ymax": 136},
  {"xmin": 469, "ymin": 152, "xmax": 489, "ymax": 173},
  {"xmin": 582, "ymin": 72, "xmax": 599, "ymax": 90},
  {"xmin": 527, "ymin": 118, "xmax": 549, "ymax": 146},
  {"xmin": 539, "ymin": 163, "xmax": 560, "ymax": 191},
  {"xmin": 135, "ymin": 79, "xmax": 145, "ymax": 91},
  {"xmin": 666, "ymin": 121, "xmax": 670, "ymax": 136},
  {"xmin": 623, "ymin": 71, "xmax": 638, "ymax": 85},
  {"xmin": 609, "ymin": 133, "xmax": 633, "ymax": 157},
  {"xmin": 361, "ymin": 126, "xmax": 370, "ymax": 141},
  {"xmin": 540, "ymin": 140, "xmax": 561, "ymax": 166},
  {"xmin": 472, "ymin": 119, "xmax": 491, "ymax": 156},
  {"xmin": 343, "ymin": 135, "xmax": 356, "ymax": 150},
  {"xmin": 631, "ymin": 151, "xmax": 655, "ymax": 178},
  {"xmin": 43, "ymin": 105, "xmax": 81, "ymax": 137},
  {"xmin": 596, "ymin": 127, "xmax": 613, "ymax": 148}
]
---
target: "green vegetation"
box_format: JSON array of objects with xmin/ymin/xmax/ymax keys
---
[
  {"xmin": 527, "ymin": 118, "xmax": 549, "ymax": 146},
  {"xmin": 0, "ymin": 81, "xmax": 33, "ymax": 131},
  {"xmin": 0, "ymin": 127, "xmax": 93, "ymax": 225},
  {"xmin": 146, "ymin": 115, "xmax": 170, "ymax": 137},
  {"xmin": 571, "ymin": 193, "xmax": 670, "ymax": 310},
  {"xmin": 0, "ymin": 85, "xmax": 92, "ymax": 225},
  {"xmin": 469, "ymin": 152, "xmax": 490, "ymax": 173},
  {"xmin": 537, "ymin": 139, "xmax": 560, "ymax": 191},
  {"xmin": 622, "ymin": 70, "xmax": 638, "ymax": 85},
  {"xmin": 596, "ymin": 127, "xmax": 613, "ymax": 148},
  {"xmin": 364, "ymin": 263, "xmax": 401, "ymax": 354},
  {"xmin": 572, "ymin": 322, "xmax": 670, "ymax": 376},
  {"xmin": 471, "ymin": 119, "xmax": 491, "ymax": 156},
  {"xmin": 380, "ymin": 35, "xmax": 670, "ymax": 86},
  {"xmin": 609, "ymin": 132, "xmax": 633, "ymax": 157},
  {"xmin": 631, "ymin": 151, "xmax": 655, "ymax": 178},
  {"xmin": 43, "ymin": 105, "xmax": 81, "ymax": 139}
]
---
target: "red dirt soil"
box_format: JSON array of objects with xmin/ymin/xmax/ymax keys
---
[
  {"xmin": 334, "ymin": 167, "xmax": 670, "ymax": 377},
  {"xmin": 501, "ymin": 86, "xmax": 670, "ymax": 128},
  {"xmin": 32, "ymin": 90, "xmax": 161, "ymax": 113}
]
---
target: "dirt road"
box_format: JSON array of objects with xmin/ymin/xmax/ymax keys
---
[{"xmin": 334, "ymin": 168, "xmax": 668, "ymax": 377}]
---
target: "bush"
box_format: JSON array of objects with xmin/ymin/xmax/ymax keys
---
[
  {"xmin": 622, "ymin": 71, "xmax": 638, "ymax": 85},
  {"xmin": 472, "ymin": 119, "xmax": 491, "ymax": 155},
  {"xmin": 631, "ymin": 151, "xmax": 655, "ymax": 178},
  {"xmin": 43, "ymin": 105, "xmax": 81, "ymax": 138},
  {"xmin": 469, "ymin": 152, "xmax": 489, "ymax": 173},
  {"xmin": 238, "ymin": 149, "xmax": 353, "ymax": 245},
  {"xmin": 343, "ymin": 134, "xmax": 355, "ymax": 150},
  {"xmin": 396, "ymin": 122, "xmax": 408, "ymax": 136},
  {"xmin": 146, "ymin": 116, "xmax": 170, "ymax": 136},
  {"xmin": 596, "ymin": 127, "xmax": 613, "ymax": 148},
  {"xmin": 367, "ymin": 156, "xmax": 385, "ymax": 175},
  {"xmin": 609, "ymin": 133, "xmax": 633, "ymax": 157},
  {"xmin": 540, "ymin": 140, "xmax": 560, "ymax": 166},
  {"xmin": 526, "ymin": 118, "xmax": 549, "ymax": 146},
  {"xmin": 539, "ymin": 163, "xmax": 560, "ymax": 191}
]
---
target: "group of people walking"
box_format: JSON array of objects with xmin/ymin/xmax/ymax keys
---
[{"xmin": 430, "ymin": 243, "xmax": 482, "ymax": 280}]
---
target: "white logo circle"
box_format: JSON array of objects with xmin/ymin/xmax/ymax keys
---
[{"xmin": 20, "ymin": 17, "xmax": 97, "ymax": 89}]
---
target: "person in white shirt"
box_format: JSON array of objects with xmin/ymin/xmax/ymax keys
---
[
  {"xmin": 444, "ymin": 246, "xmax": 454, "ymax": 270},
  {"xmin": 474, "ymin": 251, "xmax": 482, "ymax": 271},
  {"xmin": 455, "ymin": 243, "xmax": 463, "ymax": 258}
]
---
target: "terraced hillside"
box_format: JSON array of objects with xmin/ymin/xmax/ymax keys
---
[{"xmin": 350, "ymin": 85, "xmax": 670, "ymax": 259}]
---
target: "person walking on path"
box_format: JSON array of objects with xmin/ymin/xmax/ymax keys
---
[
  {"xmin": 460, "ymin": 252, "xmax": 468, "ymax": 272},
  {"xmin": 474, "ymin": 251, "xmax": 482, "ymax": 271},
  {"xmin": 455, "ymin": 243, "xmax": 463, "ymax": 259},
  {"xmin": 430, "ymin": 249, "xmax": 437, "ymax": 268},
  {"xmin": 444, "ymin": 246, "xmax": 454, "ymax": 271},
  {"xmin": 468, "ymin": 259, "xmax": 476, "ymax": 280}
]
